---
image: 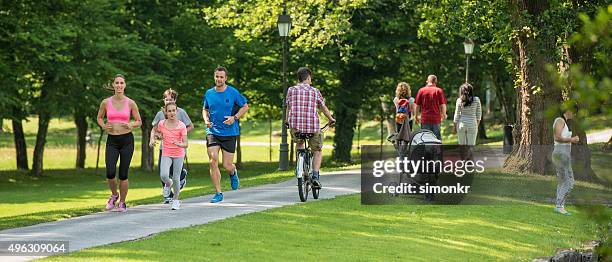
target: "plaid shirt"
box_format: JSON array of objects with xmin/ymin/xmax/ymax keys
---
[{"xmin": 286, "ymin": 83, "xmax": 325, "ymax": 134}]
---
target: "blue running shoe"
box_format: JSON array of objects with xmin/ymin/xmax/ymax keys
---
[
  {"xmin": 210, "ymin": 192, "xmax": 224, "ymax": 203},
  {"xmin": 230, "ymin": 170, "xmax": 240, "ymax": 190}
]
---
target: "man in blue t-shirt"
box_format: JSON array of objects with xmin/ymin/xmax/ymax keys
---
[{"xmin": 202, "ymin": 66, "xmax": 249, "ymax": 203}]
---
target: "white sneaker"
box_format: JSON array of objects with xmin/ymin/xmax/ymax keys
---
[
  {"xmin": 171, "ymin": 200, "xmax": 181, "ymax": 210},
  {"xmin": 162, "ymin": 185, "xmax": 171, "ymax": 198}
]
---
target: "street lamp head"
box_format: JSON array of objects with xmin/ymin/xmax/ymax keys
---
[
  {"xmin": 463, "ymin": 38, "xmax": 475, "ymax": 55},
  {"xmin": 277, "ymin": 10, "xmax": 292, "ymax": 37}
]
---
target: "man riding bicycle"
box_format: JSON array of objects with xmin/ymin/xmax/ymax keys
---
[{"xmin": 286, "ymin": 67, "xmax": 335, "ymax": 188}]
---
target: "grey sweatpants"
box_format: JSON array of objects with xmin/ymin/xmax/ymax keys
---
[
  {"xmin": 160, "ymin": 156, "xmax": 184, "ymax": 200},
  {"xmin": 551, "ymin": 146, "xmax": 574, "ymax": 208}
]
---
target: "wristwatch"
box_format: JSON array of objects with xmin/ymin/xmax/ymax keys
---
[{"xmin": 234, "ymin": 115, "xmax": 240, "ymax": 121}]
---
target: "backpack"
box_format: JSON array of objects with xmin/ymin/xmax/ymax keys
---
[{"xmin": 395, "ymin": 98, "xmax": 411, "ymax": 124}]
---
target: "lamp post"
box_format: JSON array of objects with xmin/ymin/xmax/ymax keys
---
[
  {"xmin": 278, "ymin": 6, "xmax": 292, "ymax": 170},
  {"xmin": 463, "ymin": 38, "xmax": 475, "ymax": 83}
]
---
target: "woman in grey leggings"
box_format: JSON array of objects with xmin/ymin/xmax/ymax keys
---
[
  {"xmin": 552, "ymin": 106, "xmax": 579, "ymax": 215},
  {"xmin": 150, "ymin": 102, "xmax": 188, "ymax": 210}
]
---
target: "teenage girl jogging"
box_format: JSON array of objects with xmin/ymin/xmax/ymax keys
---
[
  {"xmin": 151, "ymin": 88, "xmax": 194, "ymax": 203},
  {"xmin": 150, "ymin": 102, "xmax": 188, "ymax": 210},
  {"xmin": 96, "ymin": 74, "xmax": 142, "ymax": 212}
]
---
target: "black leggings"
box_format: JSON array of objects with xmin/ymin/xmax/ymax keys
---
[{"xmin": 105, "ymin": 133, "xmax": 134, "ymax": 180}]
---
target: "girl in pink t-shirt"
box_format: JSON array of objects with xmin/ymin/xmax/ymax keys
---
[{"xmin": 149, "ymin": 102, "xmax": 188, "ymax": 210}]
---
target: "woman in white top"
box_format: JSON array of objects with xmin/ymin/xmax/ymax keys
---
[
  {"xmin": 453, "ymin": 83, "xmax": 482, "ymax": 160},
  {"xmin": 551, "ymin": 106, "xmax": 579, "ymax": 215}
]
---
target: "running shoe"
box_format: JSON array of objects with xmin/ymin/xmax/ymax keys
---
[
  {"xmin": 106, "ymin": 194, "xmax": 118, "ymax": 210},
  {"xmin": 210, "ymin": 192, "xmax": 224, "ymax": 203},
  {"xmin": 117, "ymin": 201, "xmax": 127, "ymax": 212},
  {"xmin": 230, "ymin": 170, "xmax": 239, "ymax": 190},
  {"xmin": 171, "ymin": 200, "xmax": 181, "ymax": 210},
  {"xmin": 554, "ymin": 207, "xmax": 571, "ymax": 216},
  {"xmin": 162, "ymin": 185, "xmax": 171, "ymax": 198},
  {"xmin": 163, "ymin": 197, "xmax": 172, "ymax": 204}
]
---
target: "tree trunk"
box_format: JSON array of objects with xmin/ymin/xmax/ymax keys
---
[
  {"xmin": 478, "ymin": 120, "xmax": 488, "ymax": 139},
  {"xmin": 380, "ymin": 97, "xmax": 396, "ymax": 135},
  {"xmin": 290, "ymin": 133, "xmax": 294, "ymax": 166},
  {"xmin": 476, "ymin": 83, "xmax": 488, "ymax": 139},
  {"xmin": 75, "ymin": 112, "xmax": 87, "ymax": 169},
  {"xmin": 493, "ymin": 71, "xmax": 516, "ymax": 125},
  {"xmin": 12, "ymin": 119, "xmax": 28, "ymax": 170},
  {"xmin": 95, "ymin": 126, "xmax": 103, "ymax": 175},
  {"xmin": 269, "ymin": 117, "xmax": 272, "ymax": 162},
  {"xmin": 32, "ymin": 112, "xmax": 50, "ymax": 176},
  {"xmin": 333, "ymin": 104, "xmax": 359, "ymax": 163},
  {"xmin": 332, "ymin": 65, "xmax": 364, "ymax": 163},
  {"xmin": 504, "ymin": 0, "xmax": 562, "ymax": 175},
  {"xmin": 141, "ymin": 114, "xmax": 154, "ymax": 171},
  {"xmin": 567, "ymin": 118, "xmax": 595, "ymax": 179}
]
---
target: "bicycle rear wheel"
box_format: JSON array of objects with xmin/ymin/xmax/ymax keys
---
[
  {"xmin": 296, "ymin": 152, "xmax": 308, "ymax": 202},
  {"xmin": 297, "ymin": 177, "xmax": 307, "ymax": 202}
]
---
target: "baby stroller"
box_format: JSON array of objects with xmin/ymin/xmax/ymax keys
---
[{"xmin": 390, "ymin": 119, "xmax": 442, "ymax": 201}]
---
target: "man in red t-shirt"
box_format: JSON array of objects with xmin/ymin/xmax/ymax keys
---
[{"xmin": 415, "ymin": 75, "xmax": 447, "ymax": 139}]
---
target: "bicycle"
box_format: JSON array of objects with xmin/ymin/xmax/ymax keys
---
[{"xmin": 291, "ymin": 122, "xmax": 334, "ymax": 202}]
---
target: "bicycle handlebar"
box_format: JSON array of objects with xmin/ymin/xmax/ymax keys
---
[
  {"xmin": 320, "ymin": 121, "xmax": 335, "ymax": 131},
  {"xmin": 284, "ymin": 121, "xmax": 335, "ymax": 132}
]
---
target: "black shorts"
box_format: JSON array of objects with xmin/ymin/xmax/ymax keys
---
[{"xmin": 206, "ymin": 134, "xmax": 237, "ymax": 153}]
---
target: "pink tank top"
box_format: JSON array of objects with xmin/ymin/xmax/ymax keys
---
[{"xmin": 106, "ymin": 97, "xmax": 131, "ymax": 123}]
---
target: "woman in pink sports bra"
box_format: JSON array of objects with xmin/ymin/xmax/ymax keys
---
[{"xmin": 96, "ymin": 74, "xmax": 142, "ymax": 212}]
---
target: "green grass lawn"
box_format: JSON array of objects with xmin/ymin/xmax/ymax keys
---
[
  {"xmin": 42, "ymin": 193, "xmax": 606, "ymax": 261},
  {"xmin": 1, "ymin": 116, "xmax": 610, "ymax": 260}
]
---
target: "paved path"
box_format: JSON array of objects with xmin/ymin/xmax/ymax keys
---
[
  {"xmin": 0, "ymin": 170, "xmax": 360, "ymax": 261},
  {"xmin": 587, "ymin": 129, "xmax": 611, "ymax": 144}
]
